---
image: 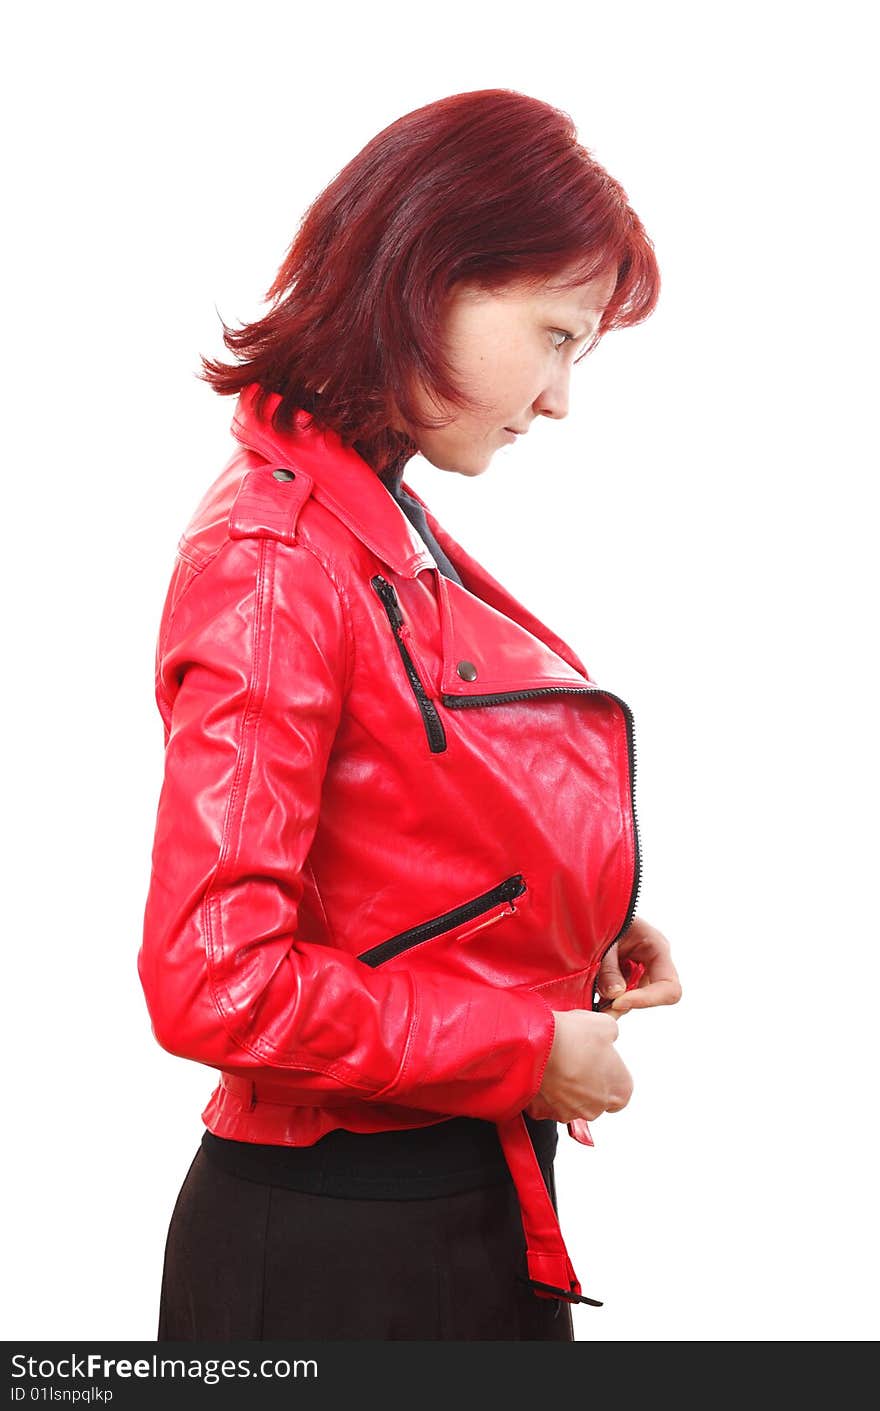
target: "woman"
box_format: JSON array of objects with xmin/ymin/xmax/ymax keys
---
[{"xmin": 138, "ymin": 88, "xmax": 681, "ymax": 1342}]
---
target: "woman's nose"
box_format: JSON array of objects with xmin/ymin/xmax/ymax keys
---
[{"xmin": 534, "ymin": 365, "xmax": 571, "ymax": 421}]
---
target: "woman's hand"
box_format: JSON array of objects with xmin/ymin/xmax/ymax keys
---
[
  {"xmin": 524, "ymin": 1010, "xmax": 633, "ymax": 1123},
  {"xmin": 595, "ymin": 915, "xmax": 682, "ymax": 1015},
  {"xmin": 525, "ymin": 919, "xmax": 679, "ymax": 1125}
]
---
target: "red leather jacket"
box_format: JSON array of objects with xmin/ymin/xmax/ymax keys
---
[{"xmin": 138, "ymin": 381, "xmax": 642, "ymax": 1306}]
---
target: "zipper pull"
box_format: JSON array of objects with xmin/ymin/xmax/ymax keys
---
[
  {"xmin": 370, "ymin": 574, "xmax": 404, "ymax": 630},
  {"xmin": 567, "ymin": 1118, "xmax": 594, "ymax": 1146},
  {"xmin": 455, "ymin": 900, "xmax": 516, "ymax": 945}
]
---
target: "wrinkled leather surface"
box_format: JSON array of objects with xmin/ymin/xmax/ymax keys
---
[{"xmin": 137, "ymin": 382, "xmax": 639, "ymax": 1149}]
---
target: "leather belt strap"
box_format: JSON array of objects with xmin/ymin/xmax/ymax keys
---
[
  {"xmin": 496, "ymin": 956, "xmax": 646, "ymax": 1305},
  {"xmin": 495, "ymin": 1111, "xmax": 603, "ymax": 1306}
]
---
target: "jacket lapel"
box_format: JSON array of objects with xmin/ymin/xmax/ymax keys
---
[{"xmin": 404, "ymin": 486, "xmax": 593, "ymax": 692}]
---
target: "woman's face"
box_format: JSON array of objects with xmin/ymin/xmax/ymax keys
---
[{"xmin": 392, "ymin": 264, "xmax": 618, "ymax": 476}]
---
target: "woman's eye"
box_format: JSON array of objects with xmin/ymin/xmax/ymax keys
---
[{"xmin": 550, "ymin": 329, "xmax": 573, "ymax": 350}]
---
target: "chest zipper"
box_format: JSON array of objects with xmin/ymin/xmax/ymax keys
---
[
  {"xmin": 357, "ymin": 874, "xmax": 527, "ymax": 968},
  {"xmin": 371, "ymin": 575, "xmax": 447, "ymax": 753},
  {"xmin": 442, "ymin": 689, "xmax": 641, "ymax": 954}
]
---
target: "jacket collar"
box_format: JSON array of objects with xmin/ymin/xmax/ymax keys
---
[
  {"xmin": 231, "ymin": 383, "xmax": 591, "ymax": 682},
  {"xmin": 231, "ymin": 383, "xmax": 435, "ymax": 579}
]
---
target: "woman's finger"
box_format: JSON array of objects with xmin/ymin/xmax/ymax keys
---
[
  {"xmin": 595, "ymin": 947, "xmax": 627, "ymax": 1000},
  {"xmin": 610, "ymin": 976, "xmax": 682, "ymax": 1012}
]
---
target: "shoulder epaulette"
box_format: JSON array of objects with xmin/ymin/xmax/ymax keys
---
[{"xmin": 228, "ymin": 465, "xmax": 314, "ymax": 545}]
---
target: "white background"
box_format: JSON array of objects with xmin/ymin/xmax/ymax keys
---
[{"xmin": 3, "ymin": 0, "xmax": 877, "ymax": 1343}]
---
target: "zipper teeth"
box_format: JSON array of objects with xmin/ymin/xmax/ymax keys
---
[
  {"xmin": 444, "ymin": 684, "xmax": 642, "ymax": 977},
  {"xmin": 371, "ymin": 575, "xmax": 447, "ymax": 752},
  {"xmin": 358, "ymin": 874, "xmax": 527, "ymax": 969},
  {"xmin": 443, "ymin": 686, "xmax": 608, "ymax": 706}
]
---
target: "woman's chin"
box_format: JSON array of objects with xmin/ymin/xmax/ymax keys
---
[{"xmin": 419, "ymin": 443, "xmax": 494, "ymax": 477}]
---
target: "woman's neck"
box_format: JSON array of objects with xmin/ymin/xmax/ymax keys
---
[{"xmin": 379, "ymin": 450, "xmax": 413, "ymax": 494}]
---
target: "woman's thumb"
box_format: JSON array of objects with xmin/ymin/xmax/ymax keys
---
[{"xmin": 596, "ymin": 950, "xmax": 626, "ymax": 1000}]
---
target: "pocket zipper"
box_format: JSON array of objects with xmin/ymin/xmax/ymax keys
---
[
  {"xmin": 357, "ymin": 873, "xmax": 527, "ymax": 968},
  {"xmin": 371, "ymin": 574, "xmax": 447, "ymax": 753}
]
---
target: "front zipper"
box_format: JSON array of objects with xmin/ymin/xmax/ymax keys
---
[
  {"xmin": 371, "ymin": 574, "xmax": 447, "ymax": 752},
  {"xmin": 442, "ymin": 686, "xmax": 642, "ymax": 960},
  {"xmin": 357, "ymin": 873, "xmax": 527, "ymax": 968}
]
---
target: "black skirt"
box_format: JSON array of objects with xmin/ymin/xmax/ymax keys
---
[{"xmin": 156, "ymin": 1143, "xmax": 575, "ymax": 1341}]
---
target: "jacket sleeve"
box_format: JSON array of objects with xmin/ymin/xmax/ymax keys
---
[{"xmin": 137, "ymin": 531, "xmax": 556, "ymax": 1124}]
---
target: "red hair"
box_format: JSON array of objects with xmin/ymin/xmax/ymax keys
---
[{"xmin": 199, "ymin": 88, "xmax": 661, "ymax": 476}]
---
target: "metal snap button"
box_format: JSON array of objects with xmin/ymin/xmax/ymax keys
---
[
  {"xmin": 272, "ymin": 468, "xmax": 295, "ymax": 482},
  {"xmin": 456, "ymin": 660, "xmax": 478, "ymax": 681}
]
